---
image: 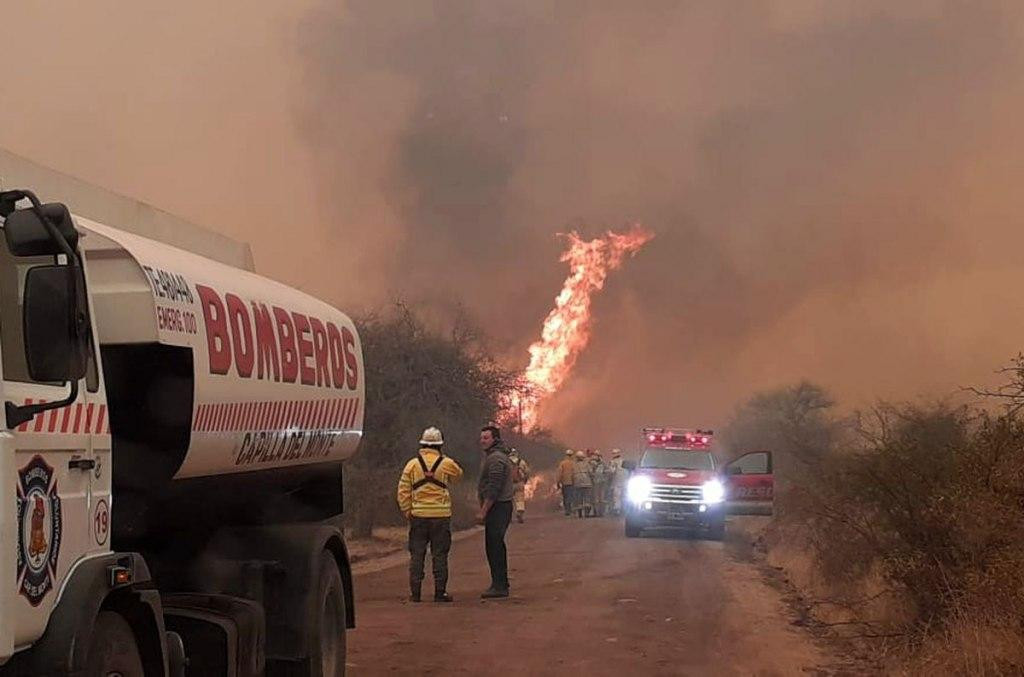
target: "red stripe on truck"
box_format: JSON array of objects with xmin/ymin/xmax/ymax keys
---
[
  {"xmin": 329, "ymin": 398, "xmax": 341, "ymax": 430},
  {"xmin": 340, "ymin": 399, "xmax": 351, "ymax": 430},
  {"xmin": 349, "ymin": 398, "xmax": 361, "ymax": 429},
  {"xmin": 96, "ymin": 404, "xmax": 108, "ymax": 434},
  {"xmin": 17, "ymin": 399, "xmax": 34, "ymax": 432},
  {"xmin": 186, "ymin": 398, "xmax": 364, "ymax": 433},
  {"xmin": 326, "ymin": 400, "xmax": 336, "ymax": 429}
]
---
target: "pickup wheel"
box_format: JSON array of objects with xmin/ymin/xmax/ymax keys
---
[
  {"xmin": 625, "ymin": 520, "xmax": 642, "ymax": 538},
  {"xmin": 85, "ymin": 611, "xmax": 145, "ymax": 677},
  {"xmin": 707, "ymin": 519, "xmax": 726, "ymax": 541},
  {"xmin": 311, "ymin": 551, "xmax": 347, "ymax": 677}
]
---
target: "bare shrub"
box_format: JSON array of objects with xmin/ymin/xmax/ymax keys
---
[
  {"xmin": 733, "ymin": 379, "xmax": 1024, "ymax": 672},
  {"xmin": 344, "ymin": 301, "xmax": 564, "ymax": 537}
]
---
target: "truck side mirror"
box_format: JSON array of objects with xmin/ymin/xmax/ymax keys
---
[
  {"xmin": 4, "ymin": 203, "xmax": 79, "ymax": 256},
  {"xmin": 726, "ymin": 465, "xmax": 742, "ymax": 476},
  {"xmin": 622, "ymin": 460, "xmax": 636, "ymax": 471},
  {"xmin": 23, "ymin": 265, "xmax": 88, "ymax": 382}
]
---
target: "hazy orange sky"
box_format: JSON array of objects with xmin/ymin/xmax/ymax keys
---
[{"xmin": 5, "ymin": 1, "xmax": 1024, "ymax": 449}]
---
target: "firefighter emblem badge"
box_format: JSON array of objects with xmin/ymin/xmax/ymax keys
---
[{"xmin": 17, "ymin": 455, "xmax": 62, "ymax": 607}]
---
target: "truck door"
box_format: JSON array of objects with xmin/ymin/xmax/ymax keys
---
[
  {"xmin": 724, "ymin": 451, "xmax": 773, "ymax": 515},
  {"xmin": 0, "ymin": 239, "xmax": 99, "ymax": 651}
]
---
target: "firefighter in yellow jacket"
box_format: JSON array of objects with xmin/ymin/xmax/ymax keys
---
[{"xmin": 397, "ymin": 427, "xmax": 464, "ymax": 602}]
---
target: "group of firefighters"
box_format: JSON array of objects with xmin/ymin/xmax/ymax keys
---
[{"xmin": 556, "ymin": 448, "xmax": 627, "ymax": 518}]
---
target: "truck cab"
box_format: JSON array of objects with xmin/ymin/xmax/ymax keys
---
[
  {"xmin": 0, "ymin": 186, "xmax": 360, "ymax": 676},
  {"xmin": 623, "ymin": 428, "xmax": 774, "ymax": 539}
]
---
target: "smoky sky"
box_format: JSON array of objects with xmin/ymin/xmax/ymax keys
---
[{"xmin": 6, "ymin": 2, "xmax": 1024, "ymax": 449}]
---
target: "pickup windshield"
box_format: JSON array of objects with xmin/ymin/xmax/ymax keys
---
[{"xmin": 640, "ymin": 449, "xmax": 715, "ymax": 471}]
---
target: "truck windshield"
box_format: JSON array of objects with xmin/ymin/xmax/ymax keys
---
[{"xmin": 640, "ymin": 449, "xmax": 715, "ymax": 471}]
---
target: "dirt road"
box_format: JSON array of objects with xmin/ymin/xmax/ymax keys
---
[{"xmin": 346, "ymin": 513, "xmax": 838, "ymax": 676}]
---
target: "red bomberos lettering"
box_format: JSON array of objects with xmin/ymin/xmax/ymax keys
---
[{"xmin": 196, "ymin": 284, "xmax": 358, "ymax": 389}]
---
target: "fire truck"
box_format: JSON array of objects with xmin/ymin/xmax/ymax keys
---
[
  {"xmin": 622, "ymin": 427, "xmax": 773, "ymax": 539},
  {"xmin": 0, "ymin": 155, "xmax": 359, "ymax": 676}
]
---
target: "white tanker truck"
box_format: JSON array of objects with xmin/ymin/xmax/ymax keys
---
[{"xmin": 0, "ymin": 182, "xmax": 362, "ymax": 675}]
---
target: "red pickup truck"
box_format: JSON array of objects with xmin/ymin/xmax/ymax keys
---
[{"xmin": 622, "ymin": 428, "xmax": 773, "ymax": 539}]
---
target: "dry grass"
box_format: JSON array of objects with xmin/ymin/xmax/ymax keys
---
[{"xmin": 901, "ymin": 610, "xmax": 1024, "ymax": 676}]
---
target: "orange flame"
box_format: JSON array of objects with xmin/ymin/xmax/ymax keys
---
[{"xmin": 510, "ymin": 224, "xmax": 654, "ymax": 431}]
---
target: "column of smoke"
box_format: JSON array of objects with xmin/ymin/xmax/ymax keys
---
[
  {"xmin": 11, "ymin": 3, "xmax": 1024, "ymax": 446},
  {"xmin": 507, "ymin": 224, "xmax": 654, "ymax": 432}
]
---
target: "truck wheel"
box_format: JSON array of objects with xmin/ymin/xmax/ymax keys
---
[
  {"xmin": 85, "ymin": 611, "xmax": 145, "ymax": 677},
  {"xmin": 625, "ymin": 520, "xmax": 642, "ymax": 538},
  {"xmin": 311, "ymin": 551, "xmax": 347, "ymax": 677},
  {"xmin": 708, "ymin": 520, "xmax": 726, "ymax": 541}
]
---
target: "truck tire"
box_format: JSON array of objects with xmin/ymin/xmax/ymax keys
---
[
  {"xmin": 707, "ymin": 519, "xmax": 726, "ymax": 541},
  {"xmin": 625, "ymin": 520, "xmax": 642, "ymax": 538},
  {"xmin": 311, "ymin": 551, "xmax": 347, "ymax": 677},
  {"xmin": 85, "ymin": 611, "xmax": 145, "ymax": 677}
]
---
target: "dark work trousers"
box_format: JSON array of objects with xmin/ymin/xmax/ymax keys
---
[
  {"xmin": 561, "ymin": 485, "xmax": 575, "ymax": 515},
  {"xmin": 408, "ymin": 516, "xmax": 452, "ymax": 594},
  {"xmin": 484, "ymin": 501, "xmax": 514, "ymax": 591}
]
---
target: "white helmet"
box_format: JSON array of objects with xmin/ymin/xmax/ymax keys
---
[
  {"xmin": 565, "ymin": 449, "xmax": 574, "ymax": 456},
  {"xmin": 419, "ymin": 426, "xmax": 444, "ymax": 446}
]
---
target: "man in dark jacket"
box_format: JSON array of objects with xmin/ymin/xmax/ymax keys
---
[{"xmin": 476, "ymin": 424, "xmax": 515, "ymax": 598}]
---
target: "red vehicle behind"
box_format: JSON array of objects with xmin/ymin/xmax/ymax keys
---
[{"xmin": 622, "ymin": 428, "xmax": 773, "ymax": 539}]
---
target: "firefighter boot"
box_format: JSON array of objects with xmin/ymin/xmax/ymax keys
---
[{"xmin": 410, "ymin": 582, "xmax": 422, "ymax": 603}]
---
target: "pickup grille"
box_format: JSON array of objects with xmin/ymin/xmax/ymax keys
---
[{"xmin": 649, "ymin": 484, "xmax": 703, "ymax": 503}]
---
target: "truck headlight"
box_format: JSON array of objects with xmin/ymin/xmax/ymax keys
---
[
  {"xmin": 627, "ymin": 475, "xmax": 652, "ymax": 503},
  {"xmin": 702, "ymin": 479, "xmax": 725, "ymax": 504}
]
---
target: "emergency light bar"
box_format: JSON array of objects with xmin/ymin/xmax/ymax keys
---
[{"xmin": 641, "ymin": 427, "xmax": 714, "ymax": 448}]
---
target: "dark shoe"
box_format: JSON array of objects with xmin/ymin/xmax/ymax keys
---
[
  {"xmin": 434, "ymin": 593, "xmax": 454, "ymax": 603},
  {"xmin": 410, "ymin": 594, "xmax": 421, "ymax": 603},
  {"xmin": 480, "ymin": 588, "xmax": 510, "ymax": 599},
  {"xmin": 516, "ymin": 512, "xmax": 524, "ymax": 524},
  {"xmin": 410, "ymin": 583, "xmax": 422, "ymax": 603}
]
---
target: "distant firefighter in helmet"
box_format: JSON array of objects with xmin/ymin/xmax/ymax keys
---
[
  {"xmin": 507, "ymin": 447, "xmax": 531, "ymax": 524},
  {"xmin": 607, "ymin": 449, "xmax": 626, "ymax": 515},
  {"xmin": 397, "ymin": 426, "xmax": 464, "ymax": 603},
  {"xmin": 557, "ymin": 449, "xmax": 576, "ymax": 516},
  {"xmin": 572, "ymin": 450, "xmax": 594, "ymax": 518}
]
